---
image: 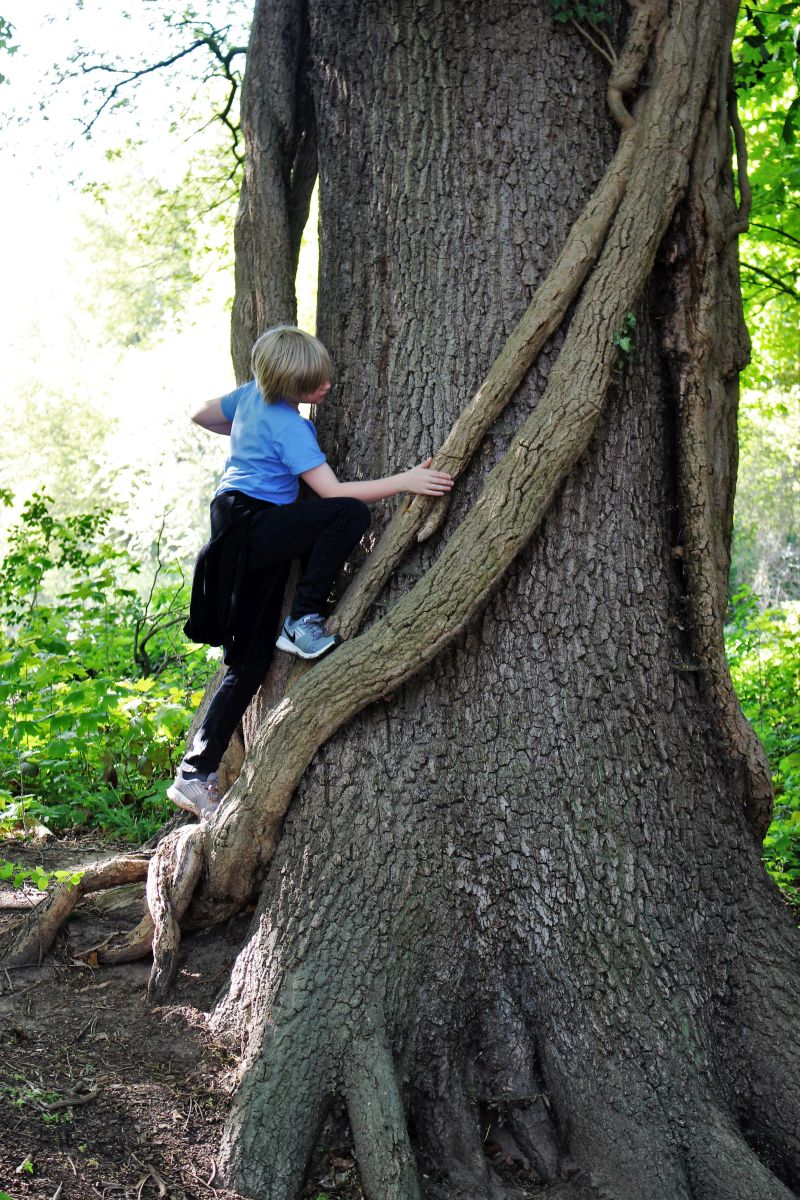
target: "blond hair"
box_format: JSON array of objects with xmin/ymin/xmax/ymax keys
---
[{"xmin": 251, "ymin": 326, "xmax": 332, "ymax": 403}]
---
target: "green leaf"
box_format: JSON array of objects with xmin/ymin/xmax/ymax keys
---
[{"xmin": 782, "ymin": 94, "xmax": 800, "ymax": 144}]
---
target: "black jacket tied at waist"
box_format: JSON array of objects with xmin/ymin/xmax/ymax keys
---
[{"xmin": 184, "ymin": 490, "xmax": 287, "ymax": 667}]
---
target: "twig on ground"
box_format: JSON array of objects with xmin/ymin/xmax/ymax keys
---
[
  {"xmin": 0, "ymin": 978, "xmax": 42, "ymax": 998},
  {"xmin": 147, "ymin": 1164, "xmax": 169, "ymax": 1197},
  {"xmin": 136, "ymin": 1164, "xmax": 170, "ymax": 1199},
  {"xmin": 73, "ymin": 1017, "xmax": 99, "ymax": 1042},
  {"xmin": 31, "ymin": 1083, "xmax": 101, "ymax": 1112}
]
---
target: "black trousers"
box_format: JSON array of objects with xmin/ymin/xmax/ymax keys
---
[{"xmin": 181, "ymin": 495, "xmax": 370, "ymax": 777}]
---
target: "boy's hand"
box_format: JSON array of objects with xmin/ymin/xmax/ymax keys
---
[{"xmin": 403, "ymin": 458, "xmax": 454, "ymax": 496}]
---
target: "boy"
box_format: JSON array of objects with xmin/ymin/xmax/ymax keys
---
[{"xmin": 168, "ymin": 326, "xmax": 453, "ymax": 819}]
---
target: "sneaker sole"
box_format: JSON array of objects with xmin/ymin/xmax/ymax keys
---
[
  {"xmin": 275, "ymin": 633, "xmax": 339, "ymax": 660},
  {"xmin": 167, "ymin": 784, "xmax": 219, "ymax": 821},
  {"xmin": 167, "ymin": 784, "xmax": 201, "ymax": 818}
]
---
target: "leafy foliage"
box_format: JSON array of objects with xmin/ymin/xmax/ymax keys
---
[
  {"xmin": 735, "ymin": 3, "xmax": 800, "ymax": 140},
  {"xmin": 612, "ymin": 311, "xmax": 637, "ymax": 368},
  {"xmin": 0, "ymin": 492, "xmax": 217, "ymax": 843},
  {"xmin": 726, "ymin": 592, "xmax": 800, "ymax": 908},
  {"xmin": 0, "ymin": 860, "xmax": 83, "ymax": 891},
  {"xmin": 546, "ymin": 0, "xmax": 611, "ymax": 25},
  {"xmin": 734, "ymin": 3, "xmax": 800, "ymax": 387},
  {"xmin": 731, "ymin": 387, "xmax": 800, "ymax": 604},
  {"xmin": 80, "ymin": 140, "xmax": 239, "ymax": 349},
  {"xmin": 0, "ymin": 14, "xmax": 17, "ymax": 84}
]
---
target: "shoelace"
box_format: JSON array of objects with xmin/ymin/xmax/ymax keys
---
[{"xmin": 298, "ymin": 616, "xmax": 328, "ymax": 643}]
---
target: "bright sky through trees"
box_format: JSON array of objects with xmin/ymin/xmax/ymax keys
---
[{"xmin": 0, "ymin": 1, "xmax": 248, "ymax": 557}]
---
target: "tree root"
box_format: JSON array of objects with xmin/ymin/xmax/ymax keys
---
[
  {"xmin": 415, "ymin": 1058, "xmax": 504, "ymax": 1200},
  {"xmin": 214, "ymin": 980, "xmax": 334, "ymax": 1199},
  {"xmin": 88, "ymin": 913, "xmax": 155, "ymax": 965},
  {"xmin": 686, "ymin": 1110, "xmax": 796, "ymax": 1200},
  {"xmin": 475, "ymin": 997, "xmax": 560, "ymax": 1184},
  {"xmin": 146, "ymin": 824, "xmax": 207, "ymax": 1003},
  {"xmin": 1, "ymin": 853, "xmax": 151, "ymax": 968},
  {"xmin": 345, "ymin": 1018, "xmax": 422, "ymax": 1200}
]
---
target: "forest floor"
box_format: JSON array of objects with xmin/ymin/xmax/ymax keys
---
[{"xmin": 0, "ymin": 836, "xmax": 365, "ymax": 1200}]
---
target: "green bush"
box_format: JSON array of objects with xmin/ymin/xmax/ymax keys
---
[
  {"xmin": 726, "ymin": 589, "xmax": 800, "ymax": 908},
  {"xmin": 0, "ymin": 491, "xmax": 216, "ymax": 843}
]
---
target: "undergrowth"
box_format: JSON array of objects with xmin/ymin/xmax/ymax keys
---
[
  {"xmin": 725, "ymin": 588, "xmax": 800, "ymax": 910},
  {"xmin": 0, "ymin": 491, "xmax": 217, "ymax": 849}
]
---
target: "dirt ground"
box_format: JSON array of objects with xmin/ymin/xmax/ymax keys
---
[{"xmin": 0, "ymin": 837, "xmax": 364, "ymax": 1200}]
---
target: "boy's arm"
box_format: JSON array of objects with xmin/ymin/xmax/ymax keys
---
[
  {"xmin": 191, "ymin": 399, "xmax": 233, "ymax": 435},
  {"xmin": 301, "ymin": 459, "xmax": 453, "ymax": 502}
]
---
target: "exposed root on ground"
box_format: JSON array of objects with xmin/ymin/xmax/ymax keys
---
[
  {"xmin": 1, "ymin": 853, "xmax": 151, "ymax": 968},
  {"xmin": 210, "ymin": 930, "xmax": 800, "ymax": 1200},
  {"xmin": 147, "ymin": 824, "xmax": 207, "ymax": 1003},
  {"xmin": 345, "ymin": 1017, "xmax": 423, "ymax": 1200}
]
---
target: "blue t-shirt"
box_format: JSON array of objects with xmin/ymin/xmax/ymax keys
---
[{"xmin": 215, "ymin": 381, "xmax": 326, "ymax": 504}]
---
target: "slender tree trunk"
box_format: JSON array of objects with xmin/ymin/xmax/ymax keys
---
[{"xmin": 207, "ymin": 2, "xmax": 800, "ymax": 1199}]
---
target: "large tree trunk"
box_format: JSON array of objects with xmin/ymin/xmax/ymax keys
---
[{"xmin": 208, "ymin": 2, "xmax": 800, "ymax": 1198}]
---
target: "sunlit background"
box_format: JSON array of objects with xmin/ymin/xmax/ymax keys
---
[{"xmin": 0, "ymin": 0, "xmax": 317, "ymax": 566}]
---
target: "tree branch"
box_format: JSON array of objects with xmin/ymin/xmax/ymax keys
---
[
  {"xmin": 75, "ymin": 33, "xmax": 244, "ymax": 146},
  {"xmin": 747, "ymin": 221, "xmax": 800, "ymax": 251},
  {"xmin": 727, "ymin": 81, "xmax": 752, "ymax": 238},
  {"xmin": 740, "ymin": 262, "xmax": 800, "ymax": 304}
]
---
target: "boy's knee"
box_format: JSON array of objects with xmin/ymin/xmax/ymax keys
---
[{"xmin": 341, "ymin": 497, "xmax": 371, "ymax": 532}]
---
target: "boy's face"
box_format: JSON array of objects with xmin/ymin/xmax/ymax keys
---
[{"xmin": 301, "ymin": 379, "xmax": 331, "ymax": 406}]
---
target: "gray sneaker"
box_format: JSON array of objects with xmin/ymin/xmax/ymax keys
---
[
  {"xmin": 275, "ymin": 613, "xmax": 339, "ymax": 660},
  {"xmin": 167, "ymin": 771, "xmax": 220, "ymax": 820}
]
